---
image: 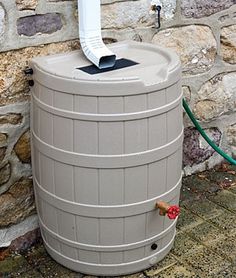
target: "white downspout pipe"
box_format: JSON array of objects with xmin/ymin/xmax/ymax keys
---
[{"xmin": 78, "ymin": 0, "xmax": 116, "ymax": 69}]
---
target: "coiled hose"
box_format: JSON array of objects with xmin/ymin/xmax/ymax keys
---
[{"xmin": 183, "ymin": 98, "xmax": 236, "ymax": 165}]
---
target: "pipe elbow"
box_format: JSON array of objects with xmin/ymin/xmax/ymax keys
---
[
  {"xmin": 80, "ymin": 35, "xmax": 116, "ymax": 69},
  {"xmin": 78, "ymin": 0, "xmax": 116, "ymax": 69}
]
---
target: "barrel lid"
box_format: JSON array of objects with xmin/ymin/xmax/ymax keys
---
[{"xmin": 31, "ymin": 41, "xmax": 181, "ymax": 94}]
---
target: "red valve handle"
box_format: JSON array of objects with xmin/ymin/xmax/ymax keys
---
[
  {"xmin": 167, "ymin": 205, "xmax": 180, "ymax": 219},
  {"xmin": 156, "ymin": 201, "xmax": 180, "ymax": 220}
]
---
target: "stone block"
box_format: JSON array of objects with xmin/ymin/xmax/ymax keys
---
[
  {"xmin": 193, "ymin": 73, "xmax": 236, "ymax": 121},
  {"xmin": 16, "ymin": 0, "xmax": 38, "ymax": 10},
  {"xmin": 14, "ymin": 130, "xmax": 31, "ymax": 163},
  {"xmin": 183, "ymin": 245, "xmax": 231, "ymax": 276},
  {"xmin": 17, "ymin": 13, "xmax": 63, "ymax": 36},
  {"xmin": 226, "ymin": 124, "xmax": 236, "ymax": 146},
  {"xmin": 0, "ymin": 5, "xmax": 5, "ymax": 37},
  {"xmin": 183, "ymin": 127, "xmax": 221, "ymax": 166},
  {"xmin": 0, "ymin": 178, "xmax": 35, "ymax": 228},
  {"xmin": 0, "ymin": 247, "xmax": 10, "ymax": 261},
  {"xmin": 176, "ymin": 208, "xmax": 204, "ymax": 232},
  {"xmin": 205, "ymin": 169, "xmax": 236, "ymax": 189},
  {"xmin": 0, "ymin": 162, "xmax": 11, "ymax": 185},
  {"xmin": 232, "ymin": 146, "xmax": 236, "ymax": 159},
  {"xmin": 187, "ymin": 221, "xmax": 225, "ymax": 244},
  {"xmin": 207, "ymin": 190, "xmax": 236, "ymax": 212},
  {"xmin": 183, "ymin": 173, "xmax": 222, "ymax": 195},
  {"xmin": 0, "ymin": 114, "xmax": 23, "ymax": 125},
  {"xmin": 221, "ymin": 25, "xmax": 236, "ymax": 64},
  {"xmin": 183, "ymin": 86, "xmax": 191, "ymax": 103},
  {"xmin": 101, "ymin": 0, "xmax": 155, "ymax": 29},
  {"xmin": 180, "ymin": 176, "xmax": 204, "ymax": 203},
  {"xmin": 171, "ymin": 232, "xmax": 201, "ymax": 258},
  {"xmin": 0, "ymin": 40, "xmax": 79, "ymax": 106},
  {"xmin": 0, "ymin": 133, "xmax": 7, "ymax": 146},
  {"xmin": 183, "ymin": 197, "xmax": 225, "ymax": 220},
  {"xmin": 179, "ymin": 184, "xmax": 202, "ymax": 204},
  {"xmin": 210, "ymin": 235, "xmax": 236, "ymax": 263},
  {"xmin": 152, "ymin": 25, "xmax": 217, "ymax": 75},
  {"xmin": 0, "ymin": 254, "xmax": 30, "ymax": 277},
  {"xmin": 0, "ymin": 147, "xmax": 6, "ymax": 163},
  {"xmin": 215, "ymin": 265, "xmax": 236, "ymax": 278},
  {"xmin": 228, "ymin": 186, "xmax": 236, "ymax": 196},
  {"xmin": 9, "ymin": 228, "xmax": 41, "ymax": 252},
  {"xmin": 0, "ymin": 215, "xmax": 39, "ymax": 250},
  {"xmin": 181, "ymin": 0, "xmax": 235, "ymax": 18}
]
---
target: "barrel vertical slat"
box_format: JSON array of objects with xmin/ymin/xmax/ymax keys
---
[
  {"xmin": 167, "ymin": 150, "xmax": 183, "ymax": 190},
  {"xmin": 40, "ymin": 156, "xmax": 54, "ymax": 193},
  {"xmin": 74, "ymin": 168, "xmax": 99, "ymax": 204},
  {"xmin": 99, "ymin": 122, "xmax": 124, "ymax": 154},
  {"xmin": 30, "ymin": 41, "xmax": 182, "ymax": 276},
  {"xmin": 54, "ymin": 162, "xmax": 74, "ymax": 201},
  {"xmin": 99, "ymin": 169, "xmax": 124, "ymax": 205}
]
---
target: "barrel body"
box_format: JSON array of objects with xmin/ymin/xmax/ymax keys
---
[{"xmin": 30, "ymin": 41, "xmax": 183, "ymax": 276}]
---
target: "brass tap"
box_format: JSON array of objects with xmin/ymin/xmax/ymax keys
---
[{"xmin": 156, "ymin": 201, "xmax": 180, "ymax": 219}]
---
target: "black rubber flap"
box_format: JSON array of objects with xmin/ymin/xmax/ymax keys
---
[{"xmin": 77, "ymin": 58, "xmax": 139, "ymax": 75}]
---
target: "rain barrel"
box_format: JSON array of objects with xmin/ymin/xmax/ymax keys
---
[{"xmin": 30, "ymin": 41, "xmax": 183, "ymax": 276}]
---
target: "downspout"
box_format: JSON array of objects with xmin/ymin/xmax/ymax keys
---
[{"xmin": 78, "ymin": 0, "xmax": 116, "ymax": 69}]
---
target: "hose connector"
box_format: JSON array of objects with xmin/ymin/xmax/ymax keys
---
[{"xmin": 24, "ymin": 67, "xmax": 33, "ymax": 75}]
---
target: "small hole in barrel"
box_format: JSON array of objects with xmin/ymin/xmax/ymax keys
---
[{"xmin": 151, "ymin": 243, "xmax": 158, "ymax": 250}]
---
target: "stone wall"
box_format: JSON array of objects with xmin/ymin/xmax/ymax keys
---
[{"xmin": 0, "ymin": 0, "xmax": 235, "ymax": 247}]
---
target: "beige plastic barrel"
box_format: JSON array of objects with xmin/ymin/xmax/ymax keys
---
[{"xmin": 30, "ymin": 41, "xmax": 183, "ymax": 276}]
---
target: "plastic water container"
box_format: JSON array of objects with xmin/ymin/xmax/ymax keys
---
[{"xmin": 30, "ymin": 41, "xmax": 183, "ymax": 276}]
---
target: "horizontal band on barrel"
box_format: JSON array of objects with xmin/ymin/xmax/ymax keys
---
[
  {"xmin": 32, "ymin": 93, "xmax": 182, "ymax": 122},
  {"xmin": 39, "ymin": 215, "xmax": 176, "ymax": 252},
  {"xmin": 35, "ymin": 175, "xmax": 181, "ymax": 218},
  {"xmin": 32, "ymin": 130, "xmax": 183, "ymax": 169},
  {"xmin": 42, "ymin": 230, "xmax": 175, "ymax": 275}
]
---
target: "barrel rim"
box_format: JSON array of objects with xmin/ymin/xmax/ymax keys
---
[{"xmin": 32, "ymin": 65, "xmax": 181, "ymax": 96}]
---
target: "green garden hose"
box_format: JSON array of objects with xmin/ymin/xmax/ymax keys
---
[{"xmin": 183, "ymin": 98, "xmax": 236, "ymax": 166}]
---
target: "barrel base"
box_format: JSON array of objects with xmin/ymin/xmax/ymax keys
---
[{"xmin": 43, "ymin": 231, "xmax": 175, "ymax": 276}]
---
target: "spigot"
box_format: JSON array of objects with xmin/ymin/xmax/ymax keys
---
[
  {"xmin": 150, "ymin": 4, "xmax": 162, "ymax": 13},
  {"xmin": 150, "ymin": 0, "xmax": 162, "ymax": 12},
  {"xmin": 149, "ymin": 0, "xmax": 162, "ymax": 29},
  {"xmin": 156, "ymin": 201, "xmax": 180, "ymax": 220}
]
